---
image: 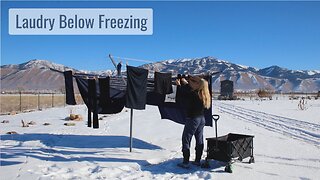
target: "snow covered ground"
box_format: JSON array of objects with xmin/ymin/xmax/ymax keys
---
[{"xmin": 1, "ymin": 99, "xmax": 319, "ymax": 179}]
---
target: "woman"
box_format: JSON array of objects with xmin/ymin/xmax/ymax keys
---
[{"xmin": 176, "ymin": 76, "xmax": 211, "ymax": 168}]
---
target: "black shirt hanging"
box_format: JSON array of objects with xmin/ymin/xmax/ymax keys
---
[{"xmin": 125, "ymin": 66, "xmax": 148, "ymax": 110}]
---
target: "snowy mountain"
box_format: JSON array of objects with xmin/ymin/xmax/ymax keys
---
[
  {"xmin": 0, "ymin": 59, "xmax": 110, "ymax": 92},
  {"xmin": 140, "ymin": 56, "xmax": 320, "ymax": 93},
  {"xmin": 1, "ymin": 60, "xmax": 69, "ymax": 92},
  {"xmin": 1, "ymin": 58, "xmax": 319, "ymax": 93}
]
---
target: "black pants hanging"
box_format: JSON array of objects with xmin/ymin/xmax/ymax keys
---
[
  {"xmin": 88, "ymin": 79, "xmax": 99, "ymax": 128},
  {"xmin": 63, "ymin": 71, "xmax": 76, "ymax": 105}
]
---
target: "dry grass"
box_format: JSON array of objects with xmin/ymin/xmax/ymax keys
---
[{"xmin": 0, "ymin": 94, "xmax": 83, "ymax": 114}]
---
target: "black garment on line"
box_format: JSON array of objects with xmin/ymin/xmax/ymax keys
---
[
  {"xmin": 125, "ymin": 66, "xmax": 148, "ymax": 110},
  {"xmin": 99, "ymin": 77, "xmax": 126, "ymax": 114},
  {"xmin": 146, "ymin": 91, "xmax": 166, "ymax": 106},
  {"xmin": 75, "ymin": 77, "xmax": 126, "ymax": 115},
  {"xmin": 178, "ymin": 85, "xmax": 204, "ymax": 118},
  {"xmin": 157, "ymin": 75, "xmax": 213, "ymax": 127},
  {"xmin": 88, "ymin": 79, "xmax": 99, "ymax": 128},
  {"xmin": 154, "ymin": 72, "xmax": 173, "ymax": 94},
  {"xmin": 99, "ymin": 77, "xmax": 110, "ymax": 107},
  {"xmin": 63, "ymin": 71, "xmax": 76, "ymax": 105}
]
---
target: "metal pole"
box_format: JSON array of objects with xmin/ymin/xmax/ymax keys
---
[
  {"xmin": 108, "ymin": 54, "xmax": 126, "ymax": 84},
  {"xmin": 130, "ymin": 108, "xmax": 133, "ymax": 152}
]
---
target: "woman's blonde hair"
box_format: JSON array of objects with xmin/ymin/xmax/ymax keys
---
[{"xmin": 198, "ymin": 79, "xmax": 211, "ymax": 109}]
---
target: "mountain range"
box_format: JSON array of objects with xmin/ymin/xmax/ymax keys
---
[{"xmin": 1, "ymin": 58, "xmax": 319, "ymax": 93}]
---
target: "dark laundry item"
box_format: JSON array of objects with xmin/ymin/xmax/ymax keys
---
[
  {"xmin": 158, "ymin": 102, "xmax": 187, "ymax": 125},
  {"xmin": 158, "ymin": 75, "xmax": 213, "ymax": 127},
  {"xmin": 154, "ymin": 72, "xmax": 173, "ymax": 94},
  {"xmin": 178, "ymin": 84, "xmax": 204, "ymax": 118},
  {"xmin": 75, "ymin": 76, "xmax": 126, "ymax": 129},
  {"xmin": 63, "ymin": 71, "xmax": 76, "ymax": 105},
  {"xmin": 75, "ymin": 77, "xmax": 126, "ymax": 115},
  {"xmin": 175, "ymin": 85, "xmax": 183, "ymax": 105},
  {"xmin": 100, "ymin": 77, "xmax": 126, "ymax": 114},
  {"xmin": 158, "ymin": 102, "xmax": 212, "ymax": 126},
  {"xmin": 88, "ymin": 79, "xmax": 99, "ymax": 129},
  {"xmin": 146, "ymin": 91, "xmax": 166, "ymax": 106},
  {"xmin": 125, "ymin": 66, "xmax": 148, "ymax": 110},
  {"xmin": 99, "ymin": 77, "xmax": 110, "ymax": 107},
  {"xmin": 175, "ymin": 84, "xmax": 190, "ymax": 108}
]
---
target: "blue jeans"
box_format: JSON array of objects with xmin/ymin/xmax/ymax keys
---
[{"xmin": 182, "ymin": 115, "xmax": 205, "ymax": 152}]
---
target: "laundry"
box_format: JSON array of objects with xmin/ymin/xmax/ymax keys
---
[
  {"xmin": 75, "ymin": 77, "xmax": 126, "ymax": 115},
  {"xmin": 154, "ymin": 72, "xmax": 173, "ymax": 94},
  {"xmin": 63, "ymin": 71, "xmax": 76, "ymax": 105},
  {"xmin": 159, "ymin": 75, "xmax": 213, "ymax": 126},
  {"xmin": 88, "ymin": 79, "xmax": 99, "ymax": 128},
  {"xmin": 158, "ymin": 102, "xmax": 212, "ymax": 126},
  {"xmin": 98, "ymin": 77, "xmax": 110, "ymax": 107},
  {"xmin": 64, "ymin": 70, "xmax": 213, "ymax": 128},
  {"xmin": 146, "ymin": 91, "xmax": 166, "ymax": 106},
  {"xmin": 125, "ymin": 66, "xmax": 148, "ymax": 110},
  {"xmin": 75, "ymin": 76, "xmax": 126, "ymax": 129}
]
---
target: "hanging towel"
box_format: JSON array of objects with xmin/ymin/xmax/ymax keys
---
[
  {"xmin": 154, "ymin": 72, "xmax": 173, "ymax": 94},
  {"xmin": 125, "ymin": 66, "xmax": 148, "ymax": 110},
  {"xmin": 63, "ymin": 71, "xmax": 76, "ymax": 105}
]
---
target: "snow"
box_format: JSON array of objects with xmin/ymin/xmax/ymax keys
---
[
  {"xmin": 307, "ymin": 70, "xmax": 320, "ymax": 76},
  {"xmin": 238, "ymin": 64, "xmax": 249, "ymax": 69},
  {"xmin": 1, "ymin": 99, "xmax": 320, "ymax": 179},
  {"xmin": 265, "ymin": 67, "xmax": 275, "ymax": 75}
]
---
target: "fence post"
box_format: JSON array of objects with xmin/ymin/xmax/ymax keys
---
[
  {"xmin": 52, "ymin": 93, "xmax": 54, "ymax": 107},
  {"xmin": 19, "ymin": 91, "xmax": 22, "ymax": 112},
  {"xmin": 38, "ymin": 93, "xmax": 40, "ymax": 110}
]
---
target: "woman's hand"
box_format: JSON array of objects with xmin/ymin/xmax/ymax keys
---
[
  {"xmin": 176, "ymin": 79, "xmax": 181, "ymax": 86},
  {"xmin": 181, "ymin": 78, "xmax": 188, "ymax": 85}
]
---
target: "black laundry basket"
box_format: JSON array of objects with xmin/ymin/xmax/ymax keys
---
[{"xmin": 203, "ymin": 115, "xmax": 254, "ymax": 173}]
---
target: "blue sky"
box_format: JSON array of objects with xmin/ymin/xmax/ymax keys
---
[{"xmin": 1, "ymin": 1, "xmax": 320, "ymax": 71}]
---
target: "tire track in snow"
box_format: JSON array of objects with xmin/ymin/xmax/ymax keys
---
[{"xmin": 215, "ymin": 102, "xmax": 320, "ymax": 147}]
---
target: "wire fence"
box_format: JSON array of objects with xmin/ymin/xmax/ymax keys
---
[
  {"xmin": 0, "ymin": 93, "xmax": 83, "ymax": 114},
  {"xmin": 0, "ymin": 92, "xmax": 318, "ymax": 115}
]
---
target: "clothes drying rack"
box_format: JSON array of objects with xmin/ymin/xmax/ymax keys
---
[{"xmin": 53, "ymin": 54, "xmax": 220, "ymax": 152}]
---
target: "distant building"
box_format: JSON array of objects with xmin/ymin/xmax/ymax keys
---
[{"xmin": 219, "ymin": 80, "xmax": 234, "ymax": 100}]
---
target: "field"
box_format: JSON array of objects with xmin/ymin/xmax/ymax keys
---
[
  {"xmin": 0, "ymin": 94, "xmax": 83, "ymax": 114},
  {"xmin": 0, "ymin": 97, "xmax": 319, "ymax": 179}
]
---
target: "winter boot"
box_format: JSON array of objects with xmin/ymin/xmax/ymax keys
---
[
  {"xmin": 178, "ymin": 150, "xmax": 190, "ymax": 168},
  {"xmin": 193, "ymin": 144, "xmax": 204, "ymax": 166},
  {"xmin": 182, "ymin": 149, "xmax": 190, "ymax": 164}
]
